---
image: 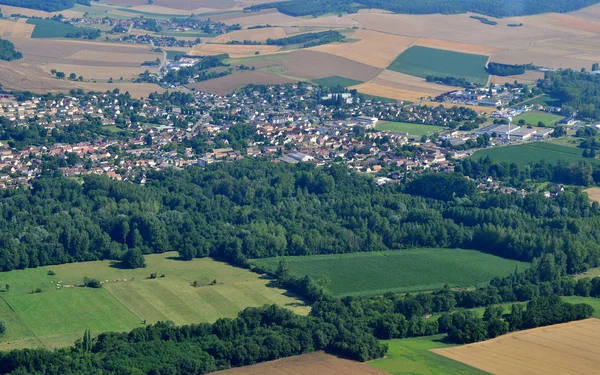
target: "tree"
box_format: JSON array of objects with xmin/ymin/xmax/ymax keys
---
[
  {"xmin": 56, "ymin": 71, "xmax": 65, "ymax": 79},
  {"xmin": 317, "ymin": 275, "xmax": 330, "ymax": 299},
  {"xmin": 122, "ymin": 248, "xmax": 146, "ymax": 269},
  {"xmin": 4, "ymin": 284, "xmax": 8, "ymax": 292},
  {"xmin": 69, "ymin": 73, "xmax": 77, "ymax": 80},
  {"xmin": 593, "ymin": 63, "xmax": 599, "ymax": 72},
  {"xmin": 0, "ymin": 320, "xmax": 5, "ymax": 335}
]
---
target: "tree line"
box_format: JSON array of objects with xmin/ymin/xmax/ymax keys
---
[
  {"xmin": 0, "ymin": 39, "xmax": 22, "ymax": 61},
  {"xmin": 266, "ymin": 30, "xmax": 344, "ymax": 47},
  {"xmin": 0, "ymin": 0, "xmax": 90, "ymax": 12},
  {"xmin": 486, "ymin": 62, "xmax": 536, "ymax": 76}
]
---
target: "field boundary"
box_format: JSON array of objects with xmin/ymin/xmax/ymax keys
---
[{"xmin": 1, "ymin": 297, "xmax": 46, "ymax": 349}]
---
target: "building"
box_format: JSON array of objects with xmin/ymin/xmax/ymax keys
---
[
  {"xmin": 509, "ymin": 127, "xmax": 537, "ymax": 141},
  {"xmin": 479, "ymin": 99, "xmax": 502, "ymax": 107},
  {"xmin": 532, "ymin": 128, "xmax": 554, "ymax": 140},
  {"xmin": 354, "ymin": 116, "xmax": 378, "ymax": 128}
]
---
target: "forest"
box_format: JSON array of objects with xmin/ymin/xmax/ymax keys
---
[
  {"xmin": 538, "ymin": 69, "xmax": 600, "ymax": 119},
  {"xmin": 425, "ymin": 75, "xmax": 473, "ymax": 88},
  {"xmin": 486, "ymin": 62, "xmax": 536, "ymax": 76},
  {"xmin": 245, "ymin": 0, "xmax": 600, "ymax": 18},
  {"xmin": 0, "ymin": 0, "xmax": 89, "ymax": 12},
  {"xmin": 0, "ymin": 38, "xmax": 21, "ymax": 61}
]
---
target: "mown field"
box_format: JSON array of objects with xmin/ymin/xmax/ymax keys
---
[
  {"xmin": 513, "ymin": 110, "xmax": 564, "ymax": 126},
  {"xmin": 252, "ymin": 249, "xmax": 530, "ymax": 297},
  {"xmin": 312, "ymin": 75, "xmax": 363, "ymax": 88},
  {"xmin": 26, "ymin": 19, "xmax": 81, "ymax": 38},
  {"xmin": 471, "ymin": 141, "xmax": 596, "ymax": 166},
  {"xmin": 388, "ymin": 46, "xmax": 489, "ymax": 86},
  {"xmin": 376, "ymin": 121, "xmax": 446, "ymax": 135},
  {"xmin": 369, "ymin": 335, "xmax": 487, "ymax": 375},
  {"xmin": 0, "ymin": 252, "xmax": 308, "ymax": 350}
]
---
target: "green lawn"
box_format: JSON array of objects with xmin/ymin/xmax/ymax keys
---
[
  {"xmin": 471, "ymin": 141, "xmax": 597, "ymax": 166},
  {"xmin": 27, "ymin": 19, "xmax": 83, "ymax": 38},
  {"xmin": 166, "ymin": 50, "xmax": 187, "ymax": 60},
  {"xmin": 388, "ymin": 46, "xmax": 490, "ymax": 86},
  {"xmin": 312, "ymin": 75, "xmax": 363, "ymax": 88},
  {"xmin": 0, "ymin": 252, "xmax": 308, "ymax": 350},
  {"xmin": 513, "ymin": 111, "xmax": 564, "ymax": 126},
  {"xmin": 521, "ymin": 94, "xmax": 561, "ymax": 107},
  {"xmin": 228, "ymin": 53, "xmax": 290, "ymax": 65},
  {"xmin": 252, "ymin": 249, "xmax": 529, "ymax": 297},
  {"xmin": 376, "ymin": 121, "xmax": 446, "ymax": 135},
  {"xmin": 370, "ymin": 335, "xmax": 488, "ymax": 375},
  {"xmin": 561, "ymin": 296, "xmax": 600, "ymax": 318}
]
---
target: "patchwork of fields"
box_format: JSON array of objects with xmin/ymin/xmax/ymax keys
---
[
  {"xmin": 252, "ymin": 249, "xmax": 530, "ymax": 297},
  {"xmin": 0, "ymin": 252, "xmax": 308, "ymax": 350},
  {"xmin": 471, "ymin": 141, "xmax": 595, "ymax": 166}
]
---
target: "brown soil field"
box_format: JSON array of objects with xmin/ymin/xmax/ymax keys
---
[
  {"xmin": 284, "ymin": 26, "xmax": 328, "ymax": 35},
  {"xmin": 490, "ymin": 70, "xmax": 545, "ymax": 85},
  {"xmin": 218, "ymin": 10, "xmax": 300, "ymax": 27},
  {"xmin": 350, "ymin": 82, "xmax": 430, "ymax": 102},
  {"xmin": 102, "ymin": 0, "xmax": 236, "ymax": 10},
  {"xmin": 43, "ymin": 64, "xmax": 146, "ymax": 80},
  {"xmin": 189, "ymin": 44, "xmax": 281, "ymax": 58},
  {"xmin": 309, "ymin": 30, "xmax": 419, "ymax": 68},
  {"xmin": 0, "ymin": 4, "xmax": 84, "ymax": 18},
  {"xmin": 66, "ymin": 49, "xmax": 159, "ymax": 64},
  {"xmin": 211, "ymin": 27, "xmax": 288, "ymax": 43},
  {"xmin": 0, "ymin": 19, "xmax": 34, "ymax": 38},
  {"xmin": 284, "ymin": 50, "xmax": 382, "ymax": 81},
  {"xmin": 585, "ymin": 187, "xmax": 600, "ymax": 203},
  {"xmin": 189, "ymin": 70, "xmax": 293, "ymax": 95},
  {"xmin": 433, "ymin": 318, "xmax": 600, "ymax": 375},
  {"xmin": 416, "ymin": 38, "xmax": 501, "ymax": 55},
  {"xmin": 545, "ymin": 13, "xmax": 600, "ymax": 34},
  {"xmin": 375, "ymin": 70, "xmax": 460, "ymax": 93},
  {"xmin": 210, "ymin": 351, "xmax": 390, "ymax": 375}
]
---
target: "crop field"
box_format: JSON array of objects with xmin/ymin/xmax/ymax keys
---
[
  {"xmin": 26, "ymin": 19, "xmax": 82, "ymax": 39},
  {"xmin": 351, "ymin": 81, "xmax": 433, "ymax": 102},
  {"xmin": 522, "ymin": 94, "xmax": 561, "ymax": 107},
  {"xmin": 189, "ymin": 70, "xmax": 293, "ymax": 94},
  {"xmin": 471, "ymin": 141, "xmax": 596, "ymax": 166},
  {"xmin": 189, "ymin": 43, "xmax": 281, "ymax": 58},
  {"xmin": 370, "ymin": 335, "xmax": 486, "ymax": 375},
  {"xmin": 0, "ymin": 19, "xmax": 34, "ymax": 38},
  {"xmin": 213, "ymin": 351, "xmax": 390, "ymax": 375},
  {"xmin": 585, "ymin": 187, "xmax": 600, "ymax": 203},
  {"xmin": 416, "ymin": 38, "xmax": 501, "ymax": 55},
  {"xmin": 312, "ymin": 75, "xmax": 363, "ymax": 88},
  {"xmin": 376, "ymin": 121, "xmax": 445, "ymax": 135},
  {"xmin": 0, "ymin": 252, "xmax": 307, "ymax": 350},
  {"xmin": 252, "ymin": 249, "xmax": 530, "ymax": 297},
  {"xmin": 285, "ymin": 50, "xmax": 382, "ymax": 81},
  {"xmin": 433, "ymin": 318, "xmax": 600, "ymax": 375},
  {"xmin": 212, "ymin": 27, "xmax": 288, "ymax": 43},
  {"xmin": 513, "ymin": 110, "xmax": 564, "ymax": 126},
  {"xmin": 388, "ymin": 46, "xmax": 490, "ymax": 85}
]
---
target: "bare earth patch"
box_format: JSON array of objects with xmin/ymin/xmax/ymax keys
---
[
  {"xmin": 416, "ymin": 38, "xmax": 502, "ymax": 55},
  {"xmin": 189, "ymin": 71, "xmax": 293, "ymax": 95},
  {"xmin": 285, "ymin": 50, "xmax": 382, "ymax": 81},
  {"xmin": 432, "ymin": 318, "xmax": 600, "ymax": 375},
  {"xmin": 190, "ymin": 44, "xmax": 281, "ymax": 58}
]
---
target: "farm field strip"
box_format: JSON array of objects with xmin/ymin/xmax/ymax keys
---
[
  {"xmin": 471, "ymin": 141, "xmax": 598, "ymax": 166},
  {"xmin": 350, "ymin": 81, "xmax": 437, "ymax": 102},
  {"xmin": 376, "ymin": 121, "xmax": 446, "ymax": 135}
]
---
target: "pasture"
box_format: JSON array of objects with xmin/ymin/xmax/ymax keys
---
[
  {"xmin": 312, "ymin": 75, "xmax": 363, "ymax": 88},
  {"xmin": 433, "ymin": 318, "xmax": 600, "ymax": 375},
  {"xmin": 388, "ymin": 46, "xmax": 490, "ymax": 85},
  {"xmin": 26, "ymin": 19, "xmax": 82, "ymax": 38},
  {"xmin": 513, "ymin": 110, "xmax": 564, "ymax": 126},
  {"xmin": 252, "ymin": 249, "xmax": 530, "ymax": 297},
  {"xmin": 0, "ymin": 252, "xmax": 308, "ymax": 350},
  {"xmin": 370, "ymin": 335, "xmax": 486, "ymax": 375},
  {"xmin": 376, "ymin": 121, "xmax": 445, "ymax": 135},
  {"xmin": 471, "ymin": 141, "xmax": 595, "ymax": 166}
]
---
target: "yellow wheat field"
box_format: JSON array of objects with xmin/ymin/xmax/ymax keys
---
[
  {"xmin": 0, "ymin": 19, "xmax": 34, "ymax": 38},
  {"xmin": 350, "ymin": 81, "xmax": 433, "ymax": 102},
  {"xmin": 189, "ymin": 43, "xmax": 281, "ymax": 58},
  {"xmin": 416, "ymin": 38, "xmax": 502, "ymax": 55},
  {"xmin": 211, "ymin": 27, "xmax": 288, "ymax": 43},
  {"xmin": 433, "ymin": 318, "xmax": 600, "ymax": 375}
]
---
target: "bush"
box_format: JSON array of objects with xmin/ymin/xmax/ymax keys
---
[
  {"xmin": 122, "ymin": 248, "xmax": 146, "ymax": 269},
  {"xmin": 0, "ymin": 320, "xmax": 5, "ymax": 335},
  {"xmin": 47, "ymin": 270, "xmax": 56, "ymax": 276},
  {"xmin": 83, "ymin": 277, "xmax": 102, "ymax": 288}
]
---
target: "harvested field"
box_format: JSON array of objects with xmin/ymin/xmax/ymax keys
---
[
  {"xmin": 189, "ymin": 44, "xmax": 281, "ymax": 58},
  {"xmin": 0, "ymin": 19, "xmax": 34, "ymax": 38},
  {"xmin": 350, "ymin": 82, "xmax": 432, "ymax": 102},
  {"xmin": 433, "ymin": 318, "xmax": 600, "ymax": 375},
  {"xmin": 585, "ymin": 187, "xmax": 600, "ymax": 203},
  {"xmin": 0, "ymin": 4, "xmax": 84, "ymax": 18},
  {"xmin": 218, "ymin": 9, "xmax": 300, "ymax": 27},
  {"xmin": 43, "ymin": 64, "xmax": 147, "ymax": 80},
  {"xmin": 489, "ymin": 70, "xmax": 545, "ymax": 84},
  {"xmin": 374, "ymin": 69, "xmax": 460, "ymax": 94},
  {"xmin": 211, "ymin": 351, "xmax": 390, "ymax": 375},
  {"xmin": 211, "ymin": 27, "xmax": 288, "ymax": 43},
  {"xmin": 189, "ymin": 70, "xmax": 293, "ymax": 94},
  {"xmin": 422, "ymin": 102, "xmax": 494, "ymax": 114},
  {"xmin": 416, "ymin": 38, "xmax": 501, "ymax": 55},
  {"xmin": 545, "ymin": 13, "xmax": 600, "ymax": 34},
  {"xmin": 309, "ymin": 30, "xmax": 419, "ymax": 68},
  {"xmin": 285, "ymin": 50, "xmax": 382, "ymax": 81},
  {"xmin": 66, "ymin": 49, "xmax": 159, "ymax": 64},
  {"xmin": 102, "ymin": 0, "xmax": 236, "ymax": 10}
]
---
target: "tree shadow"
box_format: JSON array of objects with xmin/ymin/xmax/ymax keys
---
[{"xmin": 108, "ymin": 261, "xmax": 127, "ymax": 269}]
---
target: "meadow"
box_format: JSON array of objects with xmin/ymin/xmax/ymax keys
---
[
  {"xmin": 312, "ymin": 75, "xmax": 363, "ymax": 88},
  {"xmin": 26, "ymin": 19, "xmax": 82, "ymax": 38},
  {"xmin": 388, "ymin": 46, "xmax": 490, "ymax": 86},
  {"xmin": 252, "ymin": 249, "xmax": 529, "ymax": 297},
  {"xmin": 376, "ymin": 121, "xmax": 445, "ymax": 135},
  {"xmin": 369, "ymin": 335, "xmax": 486, "ymax": 375},
  {"xmin": 0, "ymin": 252, "xmax": 308, "ymax": 350},
  {"xmin": 513, "ymin": 110, "xmax": 564, "ymax": 126},
  {"xmin": 471, "ymin": 141, "xmax": 596, "ymax": 166}
]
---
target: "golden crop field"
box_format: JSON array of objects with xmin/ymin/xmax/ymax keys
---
[
  {"xmin": 190, "ymin": 43, "xmax": 281, "ymax": 58},
  {"xmin": 350, "ymin": 81, "xmax": 432, "ymax": 102},
  {"xmin": 0, "ymin": 19, "xmax": 34, "ymax": 38},
  {"xmin": 212, "ymin": 27, "xmax": 289, "ymax": 43},
  {"xmin": 585, "ymin": 187, "xmax": 600, "ymax": 203},
  {"xmin": 432, "ymin": 318, "xmax": 600, "ymax": 375},
  {"xmin": 416, "ymin": 38, "xmax": 502, "ymax": 55}
]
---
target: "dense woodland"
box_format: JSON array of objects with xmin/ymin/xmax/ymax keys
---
[
  {"xmin": 0, "ymin": 38, "xmax": 21, "ymax": 61},
  {"xmin": 0, "ymin": 0, "xmax": 89, "ymax": 12},
  {"xmin": 487, "ymin": 62, "xmax": 536, "ymax": 76},
  {"xmin": 538, "ymin": 70, "xmax": 600, "ymax": 119},
  {"xmin": 245, "ymin": 0, "xmax": 600, "ymax": 18}
]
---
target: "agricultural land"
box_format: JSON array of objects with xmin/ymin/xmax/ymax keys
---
[
  {"xmin": 0, "ymin": 252, "xmax": 307, "ymax": 350},
  {"xmin": 433, "ymin": 318, "xmax": 600, "ymax": 375},
  {"xmin": 252, "ymin": 249, "xmax": 530, "ymax": 297},
  {"xmin": 471, "ymin": 141, "xmax": 597, "ymax": 166},
  {"xmin": 375, "ymin": 121, "xmax": 446, "ymax": 136},
  {"xmin": 513, "ymin": 110, "xmax": 565, "ymax": 126}
]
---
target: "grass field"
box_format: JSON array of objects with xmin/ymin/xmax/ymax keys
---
[
  {"xmin": 376, "ymin": 121, "xmax": 445, "ymax": 135},
  {"xmin": 0, "ymin": 252, "xmax": 308, "ymax": 350},
  {"xmin": 521, "ymin": 94, "xmax": 561, "ymax": 107},
  {"xmin": 388, "ymin": 46, "xmax": 489, "ymax": 86},
  {"xmin": 513, "ymin": 110, "xmax": 564, "ymax": 126},
  {"xmin": 561, "ymin": 297, "xmax": 600, "ymax": 318},
  {"xmin": 313, "ymin": 75, "xmax": 363, "ymax": 88},
  {"xmin": 471, "ymin": 141, "xmax": 596, "ymax": 166},
  {"xmin": 252, "ymin": 249, "xmax": 529, "ymax": 297},
  {"xmin": 158, "ymin": 31, "xmax": 219, "ymax": 37},
  {"xmin": 166, "ymin": 50, "xmax": 187, "ymax": 60},
  {"xmin": 26, "ymin": 19, "xmax": 82, "ymax": 38},
  {"xmin": 370, "ymin": 335, "xmax": 487, "ymax": 375}
]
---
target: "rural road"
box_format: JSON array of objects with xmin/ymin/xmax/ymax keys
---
[{"xmin": 150, "ymin": 40, "xmax": 168, "ymax": 75}]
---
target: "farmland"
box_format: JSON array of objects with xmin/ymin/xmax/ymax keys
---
[
  {"xmin": 312, "ymin": 75, "xmax": 363, "ymax": 88},
  {"xmin": 585, "ymin": 187, "xmax": 600, "ymax": 203},
  {"xmin": 0, "ymin": 252, "xmax": 308, "ymax": 350},
  {"xmin": 471, "ymin": 141, "xmax": 595, "ymax": 166},
  {"xmin": 433, "ymin": 318, "xmax": 600, "ymax": 375},
  {"xmin": 370, "ymin": 335, "xmax": 486, "ymax": 375},
  {"xmin": 212, "ymin": 351, "xmax": 390, "ymax": 375},
  {"xmin": 252, "ymin": 249, "xmax": 530, "ymax": 297},
  {"xmin": 26, "ymin": 19, "xmax": 82, "ymax": 38},
  {"xmin": 513, "ymin": 110, "xmax": 564, "ymax": 126},
  {"xmin": 388, "ymin": 46, "xmax": 490, "ymax": 85},
  {"xmin": 375, "ymin": 121, "xmax": 446, "ymax": 135}
]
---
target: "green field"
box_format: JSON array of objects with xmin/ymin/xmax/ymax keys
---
[
  {"xmin": 0, "ymin": 252, "xmax": 308, "ymax": 350},
  {"xmin": 561, "ymin": 296, "xmax": 600, "ymax": 318},
  {"xmin": 471, "ymin": 141, "xmax": 597, "ymax": 166},
  {"xmin": 521, "ymin": 94, "xmax": 561, "ymax": 107},
  {"xmin": 370, "ymin": 335, "xmax": 487, "ymax": 375},
  {"xmin": 376, "ymin": 121, "xmax": 446, "ymax": 135},
  {"xmin": 166, "ymin": 50, "xmax": 187, "ymax": 60},
  {"xmin": 159, "ymin": 31, "xmax": 219, "ymax": 37},
  {"xmin": 26, "ymin": 19, "xmax": 84, "ymax": 38},
  {"xmin": 388, "ymin": 46, "xmax": 490, "ymax": 85},
  {"xmin": 514, "ymin": 110, "xmax": 564, "ymax": 126},
  {"xmin": 252, "ymin": 249, "xmax": 530, "ymax": 297},
  {"xmin": 312, "ymin": 75, "xmax": 363, "ymax": 88}
]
